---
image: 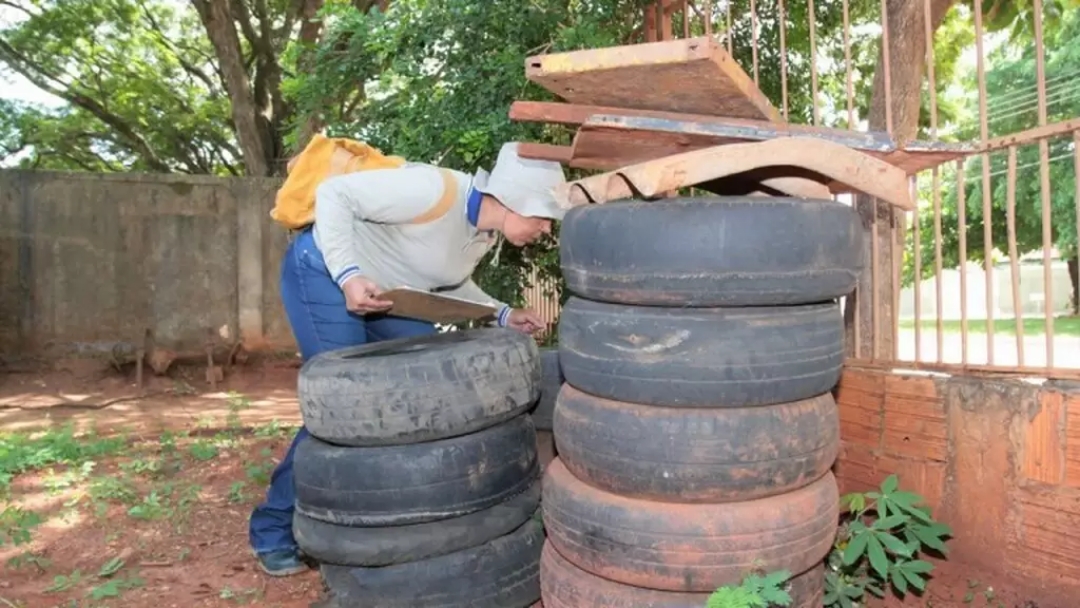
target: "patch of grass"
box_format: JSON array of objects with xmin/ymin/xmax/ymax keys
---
[
  {"xmin": 188, "ymin": 439, "xmax": 219, "ymax": 461},
  {"xmin": 0, "ymin": 506, "xmax": 43, "ymax": 548},
  {"xmin": 0, "ymin": 424, "xmax": 128, "ymax": 497},
  {"xmin": 898, "ymin": 316, "xmax": 1080, "ymax": 336}
]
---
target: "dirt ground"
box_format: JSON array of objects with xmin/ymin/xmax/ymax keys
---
[
  {"xmin": 1, "ymin": 358, "xmax": 323, "ymax": 608},
  {"xmin": 0, "ymin": 358, "xmax": 1056, "ymax": 608}
]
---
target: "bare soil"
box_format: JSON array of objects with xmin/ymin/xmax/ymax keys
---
[
  {"xmin": 0, "ymin": 358, "xmax": 1056, "ymax": 608},
  {"xmin": 1, "ymin": 359, "xmax": 322, "ymax": 608}
]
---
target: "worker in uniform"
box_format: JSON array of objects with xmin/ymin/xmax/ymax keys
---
[{"xmin": 248, "ymin": 142, "xmax": 566, "ymax": 576}]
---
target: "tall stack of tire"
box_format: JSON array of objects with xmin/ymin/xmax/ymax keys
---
[
  {"xmin": 540, "ymin": 197, "xmax": 862, "ymax": 607},
  {"xmin": 292, "ymin": 328, "xmax": 545, "ymax": 608}
]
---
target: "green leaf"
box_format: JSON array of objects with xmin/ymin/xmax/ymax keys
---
[
  {"xmin": 889, "ymin": 490, "xmax": 923, "ymax": 508},
  {"xmin": 880, "ymin": 474, "xmax": 899, "ymax": 494},
  {"xmin": 902, "ymin": 559, "xmax": 936, "ymax": 575},
  {"xmin": 867, "ymin": 535, "xmax": 889, "ymax": 579},
  {"xmin": 901, "ymin": 568, "xmax": 928, "ymax": 591},
  {"xmin": 842, "ymin": 531, "xmax": 870, "ymax": 566},
  {"xmin": 841, "ymin": 492, "xmax": 866, "ymax": 513},
  {"xmin": 877, "ymin": 532, "xmax": 914, "ymax": 557},
  {"xmin": 912, "ymin": 525, "xmax": 950, "ymax": 553},
  {"xmin": 891, "ymin": 568, "xmax": 909, "ymax": 594},
  {"xmin": 872, "ymin": 514, "xmax": 907, "ymax": 531}
]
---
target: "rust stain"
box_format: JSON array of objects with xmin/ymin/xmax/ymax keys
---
[{"xmin": 1022, "ymin": 392, "xmax": 1065, "ymax": 484}]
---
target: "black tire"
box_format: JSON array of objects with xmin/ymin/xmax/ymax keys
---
[
  {"xmin": 541, "ymin": 544, "xmax": 824, "ymax": 608},
  {"xmin": 558, "ymin": 297, "xmax": 844, "ymax": 407},
  {"xmin": 554, "ymin": 384, "xmax": 839, "ymax": 503},
  {"xmin": 321, "ymin": 520, "xmax": 544, "ymax": 608},
  {"xmin": 295, "ymin": 476, "xmax": 541, "ymax": 566},
  {"xmin": 542, "ymin": 459, "xmax": 838, "ymax": 593},
  {"xmin": 559, "ymin": 197, "xmax": 863, "ymax": 307},
  {"xmin": 295, "ymin": 415, "xmax": 539, "ymax": 526},
  {"xmin": 298, "ymin": 328, "xmax": 539, "ymax": 446},
  {"xmin": 528, "ymin": 348, "xmax": 562, "ymax": 431}
]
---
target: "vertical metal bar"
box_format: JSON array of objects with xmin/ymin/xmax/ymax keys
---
[
  {"xmin": 913, "ymin": 177, "xmax": 923, "ymax": 361},
  {"xmin": 872, "ymin": 211, "xmax": 881, "ymax": 360},
  {"xmin": 750, "ymin": 0, "xmax": 760, "ymax": 84},
  {"xmin": 779, "ymin": 0, "xmax": 788, "ymax": 119},
  {"xmin": 924, "ymin": 0, "xmax": 941, "ymax": 363},
  {"xmin": 973, "ymin": 0, "xmax": 995, "ymax": 364},
  {"xmin": 1006, "ymin": 146, "xmax": 1025, "ymax": 366},
  {"xmin": 842, "ymin": 0, "xmax": 856, "ymax": 129},
  {"xmin": 933, "ymin": 167, "xmax": 944, "ymax": 363},
  {"xmin": 1034, "ymin": 0, "xmax": 1054, "ymax": 369},
  {"xmin": 683, "ymin": 0, "xmax": 690, "ymax": 38},
  {"xmin": 1075, "ymin": 131, "xmax": 1080, "ymax": 334},
  {"xmin": 808, "ymin": 0, "xmax": 820, "ymax": 125},
  {"xmin": 957, "ymin": 160, "xmax": 969, "ymax": 364},
  {"xmin": 705, "ymin": 0, "xmax": 712, "ymax": 37},
  {"xmin": 879, "ymin": 0, "xmax": 893, "ymax": 134}
]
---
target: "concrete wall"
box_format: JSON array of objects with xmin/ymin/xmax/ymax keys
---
[
  {"xmin": 834, "ymin": 367, "xmax": 1080, "ymax": 607},
  {"xmin": 0, "ymin": 170, "xmax": 294, "ymax": 358},
  {"xmin": 899, "ymin": 260, "xmax": 1074, "ymax": 319}
]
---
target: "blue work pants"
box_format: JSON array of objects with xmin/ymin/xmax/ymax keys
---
[{"xmin": 248, "ymin": 228, "xmax": 436, "ymax": 555}]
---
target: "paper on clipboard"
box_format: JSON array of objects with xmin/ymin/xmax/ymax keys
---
[{"xmin": 378, "ymin": 286, "xmax": 499, "ymax": 324}]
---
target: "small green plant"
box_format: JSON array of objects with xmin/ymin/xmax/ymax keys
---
[
  {"xmin": 226, "ymin": 392, "xmax": 251, "ymax": 431},
  {"xmin": 7, "ymin": 550, "xmax": 52, "ymax": 572},
  {"xmin": 227, "ymin": 481, "xmax": 247, "ymax": 504},
  {"xmin": 707, "ymin": 570, "xmax": 793, "ymax": 608},
  {"xmin": 0, "ymin": 506, "xmax": 42, "ymax": 547},
  {"xmin": 188, "ymin": 440, "xmax": 219, "ymax": 461},
  {"xmin": 44, "ymin": 569, "xmax": 83, "ymax": 593},
  {"xmin": 825, "ymin": 475, "xmax": 952, "ymax": 608}
]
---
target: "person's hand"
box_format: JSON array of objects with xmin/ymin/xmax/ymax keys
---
[
  {"xmin": 342, "ymin": 275, "xmax": 393, "ymax": 315},
  {"xmin": 505, "ymin": 308, "xmax": 546, "ymax": 335}
]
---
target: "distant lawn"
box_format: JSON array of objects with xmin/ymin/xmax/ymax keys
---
[{"xmin": 898, "ymin": 316, "xmax": 1080, "ymax": 337}]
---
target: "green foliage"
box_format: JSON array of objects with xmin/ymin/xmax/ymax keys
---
[
  {"xmin": 825, "ymin": 475, "xmax": 952, "ymax": 608},
  {"xmin": 0, "ymin": 0, "xmax": 238, "ymax": 173},
  {"xmin": 903, "ymin": 8, "xmax": 1080, "ymax": 309},
  {"xmin": 707, "ymin": 570, "xmax": 793, "ymax": 608}
]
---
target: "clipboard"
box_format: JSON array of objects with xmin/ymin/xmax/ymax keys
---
[{"xmin": 378, "ymin": 287, "xmax": 499, "ymax": 324}]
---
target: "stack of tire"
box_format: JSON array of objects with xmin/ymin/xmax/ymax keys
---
[
  {"xmin": 292, "ymin": 328, "xmax": 546, "ymax": 608},
  {"xmin": 540, "ymin": 197, "xmax": 863, "ymax": 607}
]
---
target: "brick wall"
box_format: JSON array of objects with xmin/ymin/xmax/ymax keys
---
[{"xmin": 834, "ymin": 367, "xmax": 1080, "ymax": 606}]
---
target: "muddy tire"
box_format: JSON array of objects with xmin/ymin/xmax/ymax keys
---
[
  {"xmin": 558, "ymin": 297, "xmax": 844, "ymax": 407},
  {"xmin": 321, "ymin": 520, "xmax": 544, "ymax": 608},
  {"xmin": 528, "ymin": 348, "xmax": 562, "ymax": 431},
  {"xmin": 294, "ymin": 477, "xmax": 541, "ymax": 566},
  {"xmin": 559, "ymin": 197, "xmax": 863, "ymax": 307},
  {"xmin": 298, "ymin": 328, "xmax": 539, "ymax": 446},
  {"xmin": 295, "ymin": 415, "xmax": 539, "ymax": 527},
  {"xmin": 542, "ymin": 458, "xmax": 838, "ymax": 592},
  {"xmin": 554, "ymin": 385, "xmax": 839, "ymax": 503},
  {"xmin": 541, "ymin": 543, "xmax": 824, "ymax": 608}
]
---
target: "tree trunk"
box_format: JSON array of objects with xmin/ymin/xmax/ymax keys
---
[
  {"xmin": 1069, "ymin": 257, "xmax": 1079, "ymax": 316},
  {"xmin": 846, "ymin": 0, "xmax": 957, "ymax": 359},
  {"xmin": 192, "ymin": 0, "xmax": 272, "ymax": 176}
]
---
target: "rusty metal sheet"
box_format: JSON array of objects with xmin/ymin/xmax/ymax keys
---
[
  {"xmin": 525, "ymin": 37, "xmax": 782, "ymax": 121},
  {"xmin": 570, "ymin": 114, "xmax": 974, "ymax": 176},
  {"xmin": 552, "ymin": 137, "xmax": 916, "ymax": 212}
]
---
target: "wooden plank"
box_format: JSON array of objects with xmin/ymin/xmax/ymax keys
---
[
  {"xmin": 379, "ymin": 287, "xmax": 498, "ymax": 325},
  {"xmin": 525, "ymin": 37, "xmax": 782, "ymax": 121},
  {"xmin": 553, "ymin": 137, "xmax": 915, "ymax": 212},
  {"xmin": 570, "ymin": 114, "xmax": 972, "ymax": 175},
  {"xmin": 516, "ymin": 142, "xmax": 573, "ymax": 164}
]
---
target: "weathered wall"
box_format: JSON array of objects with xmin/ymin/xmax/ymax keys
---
[
  {"xmin": 0, "ymin": 170, "xmax": 294, "ymax": 358},
  {"xmin": 835, "ymin": 366, "xmax": 1080, "ymax": 606}
]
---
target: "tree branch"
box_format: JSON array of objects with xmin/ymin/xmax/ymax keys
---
[
  {"xmin": 136, "ymin": 0, "xmax": 219, "ymax": 91},
  {"xmin": 191, "ymin": 0, "xmax": 272, "ymax": 175},
  {"xmin": 0, "ymin": 38, "xmax": 171, "ymax": 172}
]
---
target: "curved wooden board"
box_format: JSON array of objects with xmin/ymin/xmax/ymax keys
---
[{"xmin": 553, "ymin": 137, "xmax": 915, "ymax": 211}]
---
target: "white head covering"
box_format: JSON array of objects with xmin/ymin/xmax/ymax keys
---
[{"xmin": 473, "ymin": 142, "xmax": 567, "ymax": 220}]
